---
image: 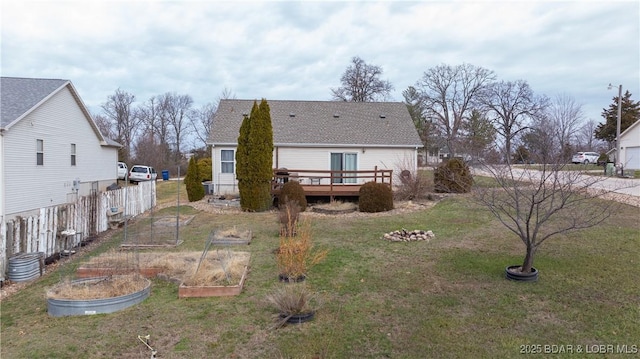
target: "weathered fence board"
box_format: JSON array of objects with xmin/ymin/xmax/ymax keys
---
[{"xmin": 1, "ymin": 181, "xmax": 156, "ymax": 277}]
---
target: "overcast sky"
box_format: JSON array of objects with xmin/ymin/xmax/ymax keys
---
[{"xmin": 2, "ymin": 0, "xmax": 639, "ymax": 125}]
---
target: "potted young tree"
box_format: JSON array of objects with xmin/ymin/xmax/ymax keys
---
[{"xmin": 475, "ymin": 162, "xmax": 619, "ymax": 282}]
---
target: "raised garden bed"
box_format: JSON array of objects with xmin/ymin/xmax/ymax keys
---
[
  {"xmin": 209, "ymin": 227, "xmax": 252, "ymax": 245},
  {"xmin": 47, "ymin": 275, "xmax": 151, "ymax": 317},
  {"xmin": 77, "ymin": 250, "xmax": 251, "ymax": 298},
  {"xmin": 179, "ymin": 265, "xmax": 248, "ymax": 298}
]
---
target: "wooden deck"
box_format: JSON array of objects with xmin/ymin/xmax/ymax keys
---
[{"xmin": 271, "ymin": 167, "xmax": 392, "ymax": 200}]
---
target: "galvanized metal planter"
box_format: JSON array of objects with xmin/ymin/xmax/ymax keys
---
[
  {"xmin": 47, "ymin": 277, "xmax": 151, "ymax": 317},
  {"xmin": 8, "ymin": 252, "xmax": 44, "ymax": 282}
]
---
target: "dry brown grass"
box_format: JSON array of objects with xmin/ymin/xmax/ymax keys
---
[
  {"xmin": 312, "ymin": 200, "xmax": 357, "ymax": 212},
  {"xmin": 182, "ymin": 251, "xmax": 249, "ymax": 286},
  {"xmin": 215, "ymin": 226, "xmax": 251, "ymax": 239},
  {"xmin": 47, "ymin": 275, "xmax": 148, "ymax": 300},
  {"xmin": 276, "ymin": 218, "xmax": 327, "ymax": 279},
  {"xmin": 278, "ymin": 199, "xmax": 301, "ymax": 236},
  {"xmin": 80, "ymin": 251, "xmax": 250, "ymax": 286}
]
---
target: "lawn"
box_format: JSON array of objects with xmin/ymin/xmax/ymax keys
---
[{"xmin": 1, "ymin": 179, "xmax": 638, "ymax": 358}]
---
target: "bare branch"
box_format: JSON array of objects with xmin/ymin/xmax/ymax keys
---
[{"xmin": 474, "ymin": 163, "xmax": 627, "ymax": 272}]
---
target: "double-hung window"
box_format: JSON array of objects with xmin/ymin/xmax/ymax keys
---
[
  {"xmin": 36, "ymin": 139, "xmax": 44, "ymax": 165},
  {"xmin": 70, "ymin": 144, "xmax": 77, "ymax": 166},
  {"xmin": 221, "ymin": 150, "xmax": 235, "ymax": 174}
]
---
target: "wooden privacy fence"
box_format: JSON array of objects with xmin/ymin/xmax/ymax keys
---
[{"xmin": 1, "ymin": 181, "xmax": 156, "ymax": 277}]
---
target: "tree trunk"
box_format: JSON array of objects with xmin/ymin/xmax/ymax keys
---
[{"xmin": 521, "ymin": 246, "xmax": 536, "ymax": 273}]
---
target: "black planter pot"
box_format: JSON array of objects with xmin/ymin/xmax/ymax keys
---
[
  {"xmin": 280, "ymin": 311, "xmax": 315, "ymax": 324},
  {"xmin": 505, "ymin": 265, "xmax": 539, "ymax": 282},
  {"xmin": 278, "ymin": 274, "xmax": 306, "ymax": 283}
]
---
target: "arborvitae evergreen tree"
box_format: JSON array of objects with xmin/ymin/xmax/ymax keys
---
[
  {"xmin": 251, "ymin": 99, "xmax": 274, "ymax": 210},
  {"xmin": 236, "ymin": 99, "xmax": 274, "ymax": 211},
  {"xmin": 197, "ymin": 157, "xmax": 212, "ymax": 182},
  {"xmin": 185, "ymin": 156, "xmax": 205, "ymax": 202}
]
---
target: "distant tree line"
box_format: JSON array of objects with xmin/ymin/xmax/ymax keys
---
[
  {"xmin": 95, "ymin": 56, "xmax": 639, "ymax": 174},
  {"xmin": 94, "ymin": 87, "xmax": 235, "ymax": 176},
  {"xmin": 332, "ymin": 56, "xmax": 640, "ymax": 164}
]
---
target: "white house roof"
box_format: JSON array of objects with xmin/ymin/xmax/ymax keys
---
[
  {"xmin": 0, "ymin": 77, "xmax": 117, "ymax": 146},
  {"xmin": 620, "ymin": 119, "xmax": 640, "ymax": 139},
  {"xmin": 208, "ymin": 99, "xmax": 424, "ymax": 148},
  {"xmin": 606, "ymin": 119, "xmax": 640, "ymax": 155}
]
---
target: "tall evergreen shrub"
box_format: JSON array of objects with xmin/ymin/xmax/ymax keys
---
[
  {"xmin": 185, "ymin": 156, "xmax": 205, "ymax": 202},
  {"xmin": 236, "ymin": 99, "xmax": 274, "ymax": 211}
]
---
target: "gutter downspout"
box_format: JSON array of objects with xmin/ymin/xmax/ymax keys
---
[{"xmin": 0, "ymin": 129, "xmax": 6, "ymax": 278}]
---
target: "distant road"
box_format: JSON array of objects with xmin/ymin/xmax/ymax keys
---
[{"xmin": 471, "ymin": 166, "xmax": 640, "ymax": 207}]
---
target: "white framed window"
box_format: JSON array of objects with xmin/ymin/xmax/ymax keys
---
[
  {"xmin": 36, "ymin": 139, "xmax": 44, "ymax": 166},
  {"xmin": 221, "ymin": 149, "xmax": 235, "ymax": 173},
  {"xmin": 70, "ymin": 144, "xmax": 76, "ymax": 166}
]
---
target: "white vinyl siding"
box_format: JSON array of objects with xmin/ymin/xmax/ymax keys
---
[
  {"xmin": 210, "ymin": 144, "xmax": 418, "ymax": 194},
  {"xmin": 3, "ymin": 86, "xmax": 118, "ymax": 216}
]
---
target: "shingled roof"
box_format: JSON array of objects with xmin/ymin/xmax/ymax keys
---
[
  {"xmin": 208, "ymin": 99, "xmax": 423, "ymax": 148},
  {"xmin": 1, "ymin": 77, "xmax": 72, "ymax": 129},
  {"xmin": 0, "ymin": 77, "xmax": 120, "ymax": 147}
]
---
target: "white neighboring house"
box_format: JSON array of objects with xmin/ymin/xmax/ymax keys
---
[
  {"xmin": 607, "ymin": 120, "xmax": 640, "ymax": 171},
  {"xmin": 207, "ymin": 99, "xmax": 424, "ymax": 194},
  {"xmin": 0, "ymin": 77, "xmax": 121, "ymax": 220}
]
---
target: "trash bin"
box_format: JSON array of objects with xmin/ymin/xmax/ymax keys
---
[
  {"xmin": 605, "ymin": 162, "xmax": 615, "ymax": 176},
  {"xmin": 202, "ymin": 181, "xmax": 213, "ymax": 195},
  {"xmin": 162, "ymin": 170, "xmax": 169, "ymax": 181}
]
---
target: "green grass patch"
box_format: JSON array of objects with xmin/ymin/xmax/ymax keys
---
[{"xmin": 1, "ymin": 183, "xmax": 638, "ymax": 358}]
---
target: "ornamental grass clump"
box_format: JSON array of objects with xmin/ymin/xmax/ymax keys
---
[
  {"xmin": 276, "ymin": 218, "xmax": 327, "ymax": 281},
  {"xmin": 278, "ymin": 199, "xmax": 301, "ymax": 237},
  {"xmin": 266, "ymin": 282, "xmax": 319, "ymax": 329},
  {"xmin": 266, "ymin": 283, "xmax": 315, "ymax": 316}
]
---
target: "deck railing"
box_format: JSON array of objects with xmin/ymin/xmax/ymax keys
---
[{"xmin": 272, "ymin": 166, "xmax": 392, "ymax": 198}]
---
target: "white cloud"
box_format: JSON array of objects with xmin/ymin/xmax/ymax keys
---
[{"xmin": 1, "ymin": 0, "xmax": 638, "ymax": 123}]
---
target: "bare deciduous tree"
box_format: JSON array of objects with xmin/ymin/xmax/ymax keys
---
[
  {"xmin": 548, "ymin": 93, "xmax": 584, "ymax": 158},
  {"xmin": 576, "ymin": 119, "xmax": 602, "ymax": 151},
  {"xmin": 155, "ymin": 92, "xmax": 193, "ymax": 160},
  {"xmin": 190, "ymin": 87, "xmax": 236, "ymax": 149},
  {"xmin": 93, "ymin": 113, "xmax": 114, "ymax": 139},
  {"xmin": 100, "ymin": 88, "xmax": 139, "ymax": 162},
  {"xmin": 475, "ymin": 163, "xmax": 619, "ymax": 275},
  {"xmin": 416, "ymin": 63, "xmax": 495, "ymax": 157},
  {"xmin": 481, "ymin": 80, "xmax": 548, "ymax": 163},
  {"xmin": 331, "ymin": 56, "xmax": 393, "ymax": 102}
]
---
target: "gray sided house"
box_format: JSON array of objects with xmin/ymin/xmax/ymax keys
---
[
  {"xmin": 207, "ymin": 99, "xmax": 423, "ymax": 195},
  {"xmin": 0, "ymin": 77, "xmax": 120, "ymax": 220}
]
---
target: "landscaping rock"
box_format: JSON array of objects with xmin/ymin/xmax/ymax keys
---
[{"xmin": 382, "ymin": 229, "xmax": 434, "ymax": 242}]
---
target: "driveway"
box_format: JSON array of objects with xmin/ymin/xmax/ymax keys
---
[{"xmin": 472, "ymin": 166, "xmax": 640, "ymax": 207}]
